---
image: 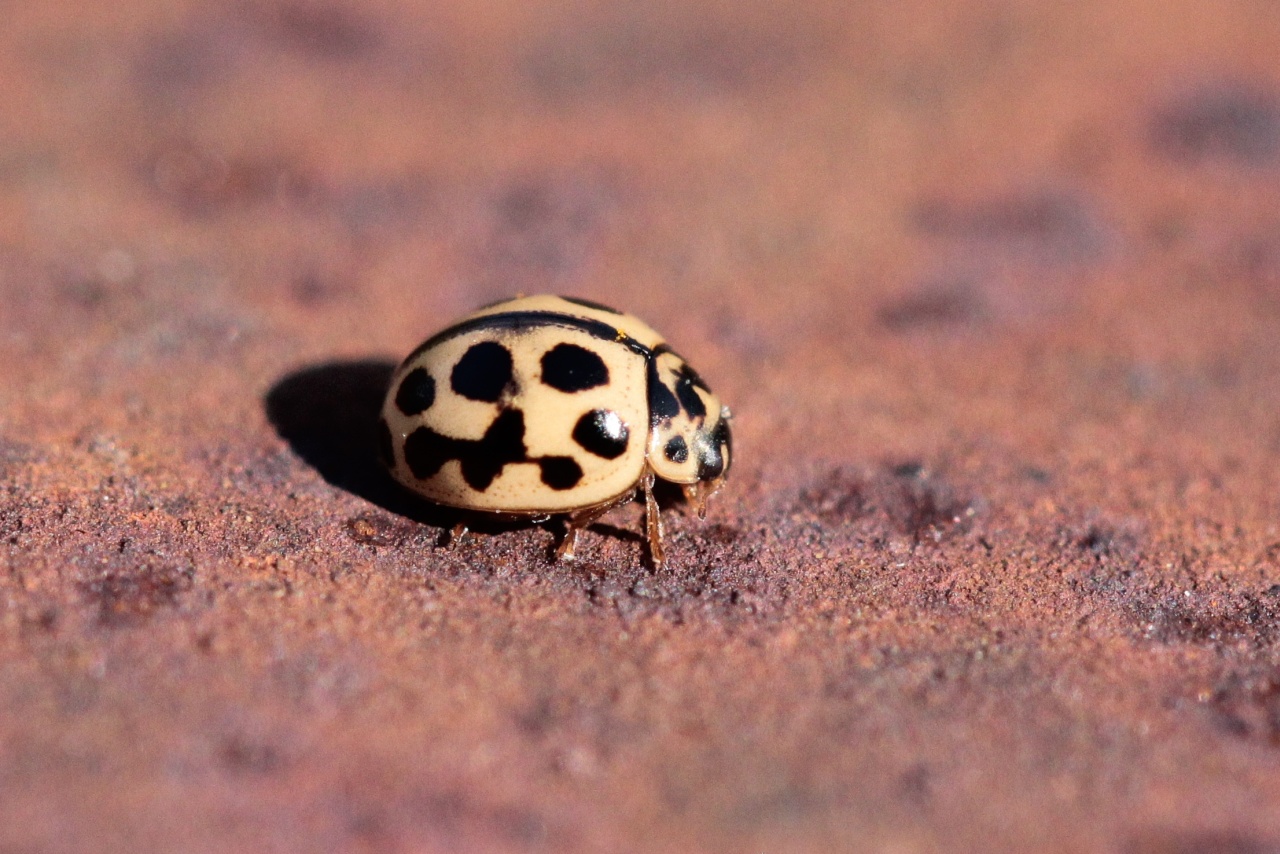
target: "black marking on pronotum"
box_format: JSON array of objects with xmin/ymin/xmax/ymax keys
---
[
  {"xmin": 697, "ymin": 417, "xmax": 731, "ymax": 480},
  {"xmin": 560, "ymin": 296, "xmax": 624, "ymax": 314},
  {"xmin": 572, "ymin": 409, "xmax": 629, "ymax": 459},
  {"xmin": 451, "ymin": 341, "xmax": 515, "ymax": 403},
  {"xmin": 541, "ymin": 343, "xmax": 609, "ymax": 392},
  {"xmin": 652, "ymin": 343, "xmax": 697, "ymax": 367},
  {"xmin": 716, "ymin": 414, "xmax": 732, "ymax": 454},
  {"xmin": 539, "ymin": 456, "xmax": 584, "ymax": 490},
  {"xmin": 675, "ymin": 365, "xmax": 707, "ymax": 419},
  {"xmin": 656, "ymin": 348, "xmax": 710, "ymax": 392},
  {"xmin": 395, "ymin": 367, "xmax": 436, "ymax": 415},
  {"xmin": 664, "ymin": 435, "xmax": 688, "ymax": 464},
  {"xmin": 648, "ymin": 361, "xmax": 681, "ymax": 425},
  {"xmin": 697, "ymin": 442, "xmax": 724, "ymax": 480},
  {"xmin": 403, "ymin": 311, "xmax": 653, "ymax": 365},
  {"xmin": 403, "ymin": 408, "xmax": 528, "ymax": 491}
]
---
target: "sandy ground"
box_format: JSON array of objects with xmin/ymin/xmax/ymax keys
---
[{"xmin": 4, "ymin": 1, "xmax": 1280, "ymax": 851}]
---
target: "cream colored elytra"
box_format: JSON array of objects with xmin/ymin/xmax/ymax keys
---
[{"xmin": 379, "ymin": 295, "xmax": 732, "ymax": 568}]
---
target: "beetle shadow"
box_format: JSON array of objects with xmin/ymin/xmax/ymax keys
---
[
  {"xmin": 263, "ymin": 359, "xmax": 618, "ymax": 541},
  {"xmin": 265, "ymin": 359, "xmax": 455, "ymax": 527},
  {"xmin": 266, "ymin": 358, "xmax": 686, "ymax": 555},
  {"xmin": 261, "ymin": 358, "xmax": 549, "ymax": 539}
]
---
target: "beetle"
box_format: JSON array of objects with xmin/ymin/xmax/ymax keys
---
[{"xmin": 378, "ymin": 295, "xmax": 732, "ymax": 567}]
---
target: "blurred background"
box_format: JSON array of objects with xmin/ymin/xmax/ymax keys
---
[
  {"xmin": 7, "ymin": 1, "xmax": 1280, "ymax": 460},
  {"xmin": 4, "ymin": 1, "xmax": 1280, "ymax": 852}
]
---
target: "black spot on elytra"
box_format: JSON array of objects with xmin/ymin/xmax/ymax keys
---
[
  {"xmin": 451, "ymin": 341, "xmax": 514, "ymax": 402},
  {"xmin": 539, "ymin": 456, "xmax": 584, "ymax": 490},
  {"xmin": 464, "ymin": 409, "xmax": 526, "ymax": 490},
  {"xmin": 572, "ymin": 409, "xmax": 629, "ymax": 459},
  {"xmin": 664, "ymin": 435, "xmax": 688, "ymax": 463},
  {"xmin": 394, "ymin": 367, "xmax": 436, "ymax": 415},
  {"xmin": 404, "ymin": 409, "xmax": 528, "ymax": 491},
  {"xmin": 402, "ymin": 427, "xmax": 452, "ymax": 480},
  {"xmin": 675, "ymin": 365, "xmax": 707, "ymax": 419},
  {"xmin": 560, "ymin": 295, "xmax": 622, "ymax": 314},
  {"xmin": 541, "ymin": 342, "xmax": 609, "ymax": 392},
  {"xmin": 1151, "ymin": 82, "xmax": 1280, "ymax": 166}
]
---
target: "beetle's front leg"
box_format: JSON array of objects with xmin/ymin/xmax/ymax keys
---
[{"xmin": 643, "ymin": 472, "xmax": 665, "ymax": 570}]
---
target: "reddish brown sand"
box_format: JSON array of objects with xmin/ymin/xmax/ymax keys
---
[{"xmin": 4, "ymin": 2, "xmax": 1280, "ymax": 852}]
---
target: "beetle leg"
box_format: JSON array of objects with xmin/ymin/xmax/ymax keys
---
[
  {"xmin": 555, "ymin": 525, "xmax": 581, "ymax": 562},
  {"xmin": 682, "ymin": 482, "xmax": 710, "ymax": 520},
  {"xmin": 448, "ymin": 522, "xmax": 469, "ymax": 546},
  {"xmin": 644, "ymin": 472, "xmax": 665, "ymax": 570},
  {"xmin": 555, "ymin": 495, "xmax": 633, "ymax": 563}
]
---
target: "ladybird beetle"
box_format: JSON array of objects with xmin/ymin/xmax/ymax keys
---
[{"xmin": 378, "ymin": 295, "xmax": 732, "ymax": 568}]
